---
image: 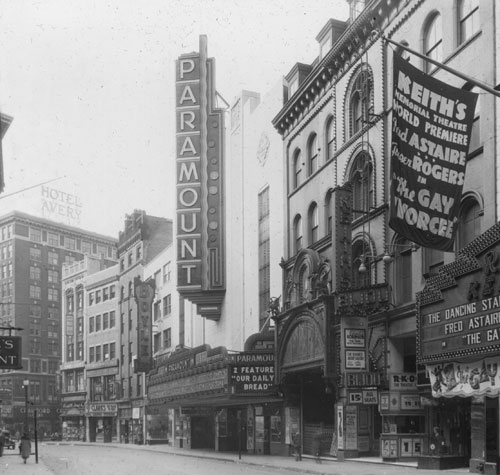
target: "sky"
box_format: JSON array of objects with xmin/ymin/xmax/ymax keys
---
[{"xmin": 0, "ymin": 0, "xmax": 349, "ymax": 238}]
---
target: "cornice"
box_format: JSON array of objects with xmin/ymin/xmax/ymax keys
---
[{"xmin": 273, "ymin": 0, "xmax": 405, "ymax": 136}]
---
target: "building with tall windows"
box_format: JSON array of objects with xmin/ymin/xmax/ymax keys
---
[
  {"xmin": 272, "ymin": 0, "xmax": 495, "ymax": 469},
  {"xmin": 116, "ymin": 210, "xmax": 173, "ymax": 444},
  {"xmin": 0, "ymin": 210, "xmax": 117, "ymax": 436},
  {"xmin": 60, "ymin": 256, "xmax": 118, "ymax": 442}
]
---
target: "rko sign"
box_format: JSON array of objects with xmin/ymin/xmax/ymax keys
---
[{"xmin": 0, "ymin": 336, "xmax": 22, "ymax": 369}]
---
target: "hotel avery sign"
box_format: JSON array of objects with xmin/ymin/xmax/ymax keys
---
[{"xmin": 175, "ymin": 36, "xmax": 225, "ymax": 319}]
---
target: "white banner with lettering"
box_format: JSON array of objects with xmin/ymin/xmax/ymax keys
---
[{"xmin": 428, "ymin": 357, "xmax": 500, "ymax": 397}]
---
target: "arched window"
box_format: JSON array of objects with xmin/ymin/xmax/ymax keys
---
[
  {"xmin": 307, "ymin": 133, "xmax": 318, "ymax": 176},
  {"xmin": 458, "ymin": 0, "xmax": 479, "ymax": 44},
  {"xmin": 352, "ymin": 240, "xmax": 371, "ymax": 288},
  {"xmin": 309, "ymin": 203, "xmax": 319, "ymax": 244},
  {"xmin": 350, "ymin": 152, "xmax": 373, "ymax": 220},
  {"xmin": 292, "ymin": 149, "xmax": 302, "ymax": 189},
  {"xmin": 458, "ymin": 198, "xmax": 482, "ymax": 249},
  {"xmin": 293, "ymin": 215, "xmax": 303, "ymax": 254},
  {"xmin": 349, "ymin": 68, "xmax": 373, "ymax": 137},
  {"xmin": 394, "ymin": 236, "xmax": 413, "ymax": 304},
  {"xmin": 325, "ymin": 117, "xmax": 336, "ymax": 161},
  {"xmin": 424, "ymin": 13, "xmax": 443, "ymax": 72},
  {"xmin": 325, "ymin": 190, "xmax": 333, "ymax": 235}
]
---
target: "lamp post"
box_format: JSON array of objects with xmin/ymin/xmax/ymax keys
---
[{"xmin": 23, "ymin": 379, "xmax": 29, "ymax": 435}]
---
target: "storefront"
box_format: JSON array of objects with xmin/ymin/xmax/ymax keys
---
[
  {"xmin": 147, "ymin": 341, "xmax": 281, "ymax": 453},
  {"xmin": 85, "ymin": 402, "xmax": 117, "ymax": 443},
  {"xmin": 60, "ymin": 401, "xmax": 86, "ymax": 441},
  {"xmin": 417, "ymin": 221, "xmax": 500, "ymax": 472}
]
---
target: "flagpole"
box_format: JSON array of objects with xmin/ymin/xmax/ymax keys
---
[{"xmin": 383, "ymin": 36, "xmax": 500, "ymax": 99}]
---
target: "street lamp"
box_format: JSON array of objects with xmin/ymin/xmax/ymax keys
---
[{"xmin": 23, "ymin": 379, "xmax": 29, "ymax": 435}]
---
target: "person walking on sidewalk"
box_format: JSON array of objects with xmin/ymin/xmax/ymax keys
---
[{"xmin": 20, "ymin": 433, "xmax": 31, "ymax": 464}]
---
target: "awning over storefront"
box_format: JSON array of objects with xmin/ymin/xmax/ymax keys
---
[{"xmin": 61, "ymin": 408, "xmax": 85, "ymax": 417}]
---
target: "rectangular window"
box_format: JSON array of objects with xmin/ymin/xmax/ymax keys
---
[
  {"xmin": 30, "ymin": 285, "xmax": 41, "ymax": 299},
  {"xmin": 30, "ymin": 305, "xmax": 41, "ymax": 318},
  {"xmin": 154, "ymin": 301, "xmax": 160, "ymax": 321},
  {"xmin": 77, "ymin": 341, "xmax": 84, "ymax": 360},
  {"xmin": 163, "ymin": 294, "xmax": 171, "ymax": 316},
  {"xmin": 103, "ymin": 343, "xmax": 109, "ymax": 360},
  {"xmin": 48, "ymin": 308, "xmax": 59, "ymax": 319},
  {"xmin": 110, "ymin": 311, "xmax": 116, "ymax": 328},
  {"xmin": 89, "ymin": 346, "xmax": 95, "ymax": 363},
  {"xmin": 95, "ymin": 345, "xmax": 101, "ymax": 362},
  {"xmin": 48, "ymin": 251, "xmax": 58, "ymax": 265},
  {"xmin": 103, "ymin": 312, "xmax": 109, "ymax": 330},
  {"xmin": 95, "ymin": 290, "xmax": 101, "ymax": 303},
  {"xmin": 163, "ymin": 328, "xmax": 171, "ymax": 348},
  {"xmin": 103, "ymin": 287, "xmax": 109, "ymax": 301},
  {"xmin": 89, "ymin": 316, "xmax": 95, "ymax": 333},
  {"xmin": 30, "ymin": 247, "xmax": 41, "ymax": 261},
  {"xmin": 136, "ymin": 244, "xmax": 142, "ymax": 261},
  {"xmin": 154, "ymin": 270, "xmax": 161, "ymax": 290},
  {"xmin": 30, "ymin": 266, "xmax": 41, "ymax": 280},
  {"xmin": 48, "ymin": 232, "xmax": 59, "ymax": 246},
  {"xmin": 154, "ymin": 333, "xmax": 161, "ymax": 353},
  {"xmin": 81, "ymin": 241, "xmax": 92, "ymax": 254},
  {"xmin": 48, "ymin": 269, "xmax": 59, "ymax": 283},
  {"xmin": 48, "ymin": 288, "xmax": 59, "ymax": 301},
  {"xmin": 110, "ymin": 342, "xmax": 116, "ymax": 359},
  {"xmin": 110, "ymin": 285, "xmax": 116, "ymax": 299},
  {"xmin": 30, "ymin": 228, "xmax": 42, "ymax": 242},
  {"xmin": 64, "ymin": 237, "xmax": 76, "ymax": 250},
  {"xmin": 29, "ymin": 320, "xmax": 41, "ymax": 336},
  {"xmin": 163, "ymin": 262, "xmax": 171, "ymax": 284},
  {"xmin": 89, "ymin": 292, "xmax": 94, "ymax": 306}
]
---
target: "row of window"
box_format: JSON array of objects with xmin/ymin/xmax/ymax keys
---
[
  {"xmin": 30, "ymin": 305, "xmax": 59, "ymax": 319},
  {"xmin": 423, "ymin": 0, "xmax": 479, "ymax": 73},
  {"xmin": 29, "ymin": 338, "xmax": 58, "ymax": 356},
  {"xmin": 30, "ymin": 265, "xmax": 58, "ymax": 282},
  {"xmin": 89, "ymin": 311, "xmax": 116, "ymax": 332},
  {"xmin": 152, "ymin": 261, "xmax": 172, "ymax": 289},
  {"xmin": 88, "ymin": 285, "xmax": 116, "ymax": 306},
  {"xmin": 30, "ymin": 247, "xmax": 76, "ymax": 266},
  {"xmin": 64, "ymin": 370, "xmax": 85, "ymax": 393},
  {"xmin": 29, "ymin": 320, "xmax": 59, "ymax": 338},
  {"xmin": 29, "ymin": 285, "xmax": 59, "ymax": 301},
  {"xmin": 29, "ymin": 226, "xmax": 116, "ymax": 259},
  {"xmin": 88, "ymin": 342, "xmax": 117, "ymax": 363},
  {"xmin": 119, "ymin": 243, "xmax": 142, "ymax": 272}
]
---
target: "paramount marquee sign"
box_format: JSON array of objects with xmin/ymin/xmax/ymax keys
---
[{"xmin": 175, "ymin": 35, "xmax": 225, "ymax": 320}]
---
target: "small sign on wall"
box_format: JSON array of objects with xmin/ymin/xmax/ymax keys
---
[{"xmin": 345, "ymin": 350, "xmax": 366, "ymax": 369}]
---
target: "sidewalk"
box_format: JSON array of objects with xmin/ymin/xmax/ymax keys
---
[{"xmin": 0, "ymin": 440, "xmax": 471, "ymax": 475}]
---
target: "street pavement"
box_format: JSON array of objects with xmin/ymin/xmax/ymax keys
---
[{"xmin": 0, "ymin": 440, "xmax": 472, "ymax": 475}]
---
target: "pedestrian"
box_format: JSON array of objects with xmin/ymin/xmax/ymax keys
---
[
  {"xmin": 0, "ymin": 430, "xmax": 5, "ymax": 457},
  {"xmin": 20, "ymin": 433, "xmax": 31, "ymax": 464}
]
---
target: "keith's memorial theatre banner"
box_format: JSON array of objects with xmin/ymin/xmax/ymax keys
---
[{"xmin": 389, "ymin": 53, "xmax": 478, "ymax": 251}]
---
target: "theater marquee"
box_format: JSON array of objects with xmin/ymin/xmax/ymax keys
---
[{"xmin": 175, "ymin": 35, "xmax": 225, "ymax": 320}]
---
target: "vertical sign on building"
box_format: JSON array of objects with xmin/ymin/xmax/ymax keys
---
[
  {"xmin": 134, "ymin": 278, "xmax": 155, "ymax": 373},
  {"xmin": 175, "ymin": 35, "xmax": 225, "ymax": 320}
]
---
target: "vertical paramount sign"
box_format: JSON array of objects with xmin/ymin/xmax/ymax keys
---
[
  {"xmin": 389, "ymin": 53, "xmax": 478, "ymax": 251},
  {"xmin": 176, "ymin": 36, "xmax": 225, "ymax": 320}
]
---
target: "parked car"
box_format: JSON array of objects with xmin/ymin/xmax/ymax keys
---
[{"xmin": 1, "ymin": 430, "xmax": 16, "ymax": 450}]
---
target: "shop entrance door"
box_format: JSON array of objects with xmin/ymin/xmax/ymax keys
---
[{"xmin": 191, "ymin": 416, "xmax": 214, "ymax": 449}]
